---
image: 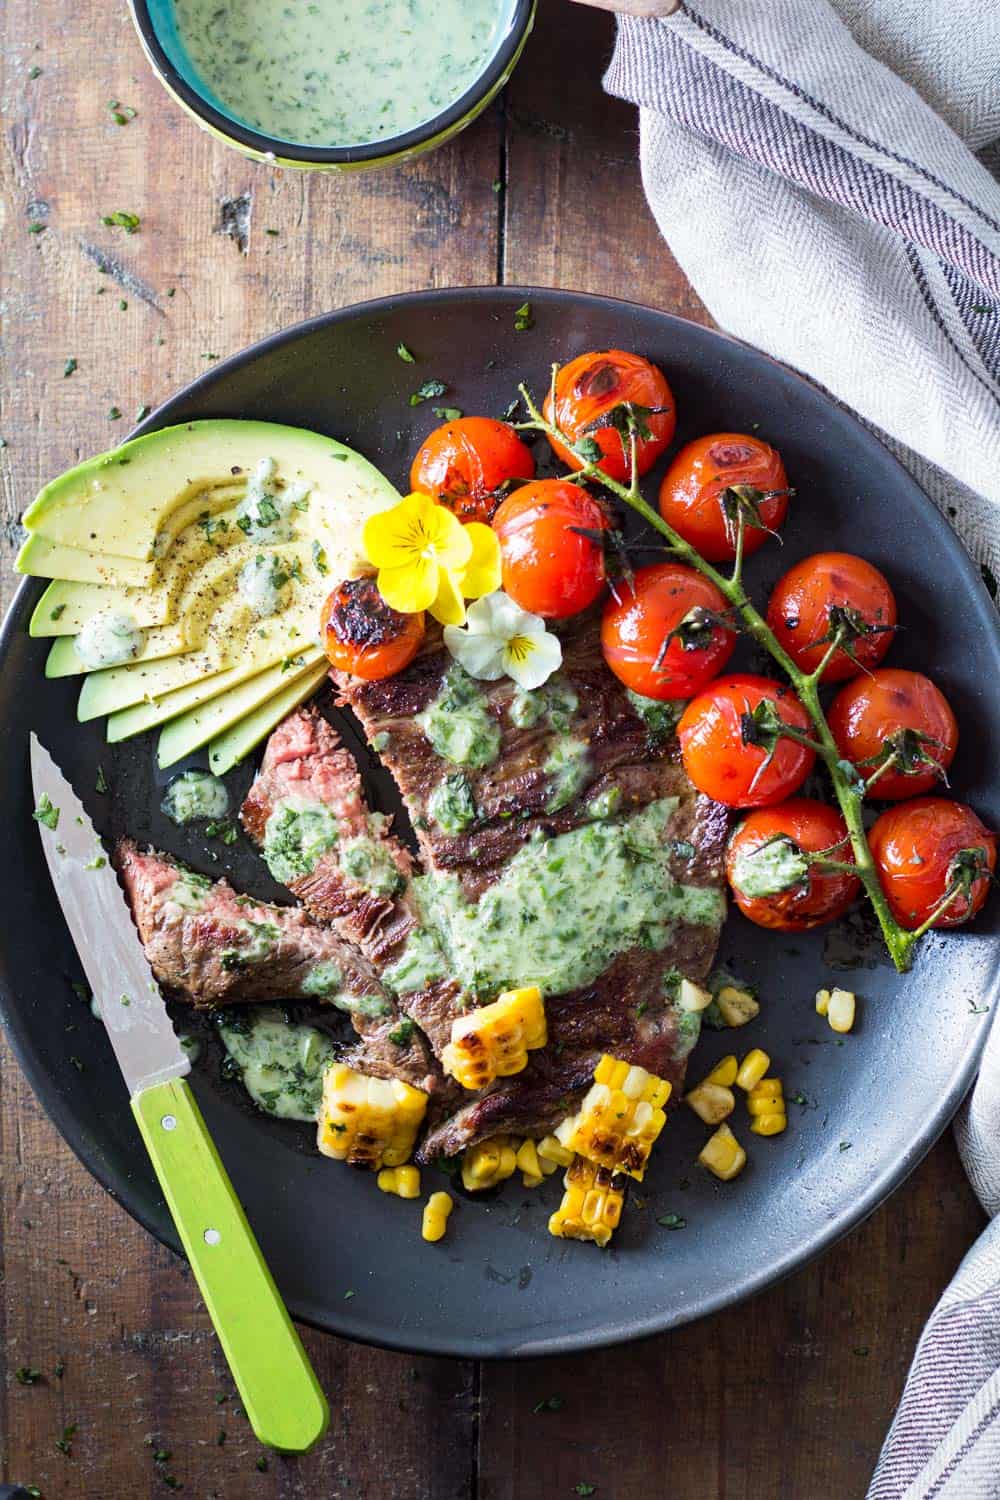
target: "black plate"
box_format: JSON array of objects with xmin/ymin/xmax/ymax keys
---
[{"xmin": 2, "ymin": 288, "xmax": 998, "ymax": 1359}]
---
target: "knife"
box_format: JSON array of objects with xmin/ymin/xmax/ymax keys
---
[{"xmin": 29, "ymin": 734, "xmax": 329, "ymax": 1455}]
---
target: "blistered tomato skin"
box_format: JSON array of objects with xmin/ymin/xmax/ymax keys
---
[
  {"xmin": 323, "ymin": 577, "xmax": 425, "ymax": 681},
  {"xmin": 409, "ymin": 417, "xmax": 536, "ymax": 525},
  {"xmin": 869, "ymin": 798, "xmax": 996, "ymax": 930},
  {"xmin": 492, "ymin": 480, "xmax": 609, "ymax": 619},
  {"xmin": 828, "ymin": 669, "xmax": 958, "ymax": 800},
  {"xmin": 658, "ymin": 433, "xmax": 789, "ymax": 562},
  {"xmin": 766, "ymin": 552, "xmax": 897, "ymax": 681},
  {"xmin": 600, "ymin": 562, "xmax": 735, "ymax": 700},
  {"xmin": 543, "ymin": 350, "xmax": 676, "ymax": 483},
  {"xmin": 677, "ymin": 674, "xmax": 815, "ymax": 808},
  {"xmin": 726, "ymin": 798, "xmax": 860, "ymax": 931}
]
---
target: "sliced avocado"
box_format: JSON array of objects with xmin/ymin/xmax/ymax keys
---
[
  {"xmin": 45, "ymin": 618, "xmax": 189, "ymax": 679},
  {"xmin": 77, "ymin": 644, "xmax": 226, "ymax": 722},
  {"xmin": 208, "ymin": 661, "xmax": 329, "ymax": 775},
  {"xmin": 106, "ymin": 660, "xmax": 263, "ymax": 742},
  {"xmin": 30, "ymin": 579, "xmax": 172, "ymax": 637},
  {"xmin": 158, "ymin": 650, "xmax": 325, "ymax": 768},
  {"xmin": 17, "ymin": 533, "xmax": 154, "ymax": 587},
  {"xmin": 20, "ymin": 419, "xmax": 397, "ymax": 564}
]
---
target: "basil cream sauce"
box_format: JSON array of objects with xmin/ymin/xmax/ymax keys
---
[
  {"xmin": 217, "ymin": 1008, "xmax": 333, "ymax": 1121},
  {"xmin": 171, "ymin": 0, "xmax": 512, "ymax": 149}
]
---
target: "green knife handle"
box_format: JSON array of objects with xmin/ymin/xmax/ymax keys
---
[{"xmin": 132, "ymin": 1077, "xmax": 329, "ymax": 1454}]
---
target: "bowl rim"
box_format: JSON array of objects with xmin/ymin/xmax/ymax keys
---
[
  {"xmin": 126, "ymin": 0, "xmax": 535, "ymax": 165},
  {"xmin": 3, "ymin": 285, "xmax": 997, "ymax": 1359}
]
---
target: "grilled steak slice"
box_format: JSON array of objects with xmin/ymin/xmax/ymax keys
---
[
  {"xmin": 114, "ymin": 839, "xmax": 437, "ymax": 1092},
  {"xmin": 239, "ymin": 705, "xmax": 467, "ymax": 1054}
]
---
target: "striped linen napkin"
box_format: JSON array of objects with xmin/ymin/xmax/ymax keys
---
[{"xmin": 604, "ymin": 4, "xmax": 1000, "ymax": 1495}]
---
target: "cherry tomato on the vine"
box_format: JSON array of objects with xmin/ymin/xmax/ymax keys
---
[
  {"xmin": 600, "ymin": 562, "xmax": 735, "ymax": 701},
  {"xmin": 322, "ymin": 576, "xmax": 425, "ymax": 681},
  {"xmin": 658, "ymin": 433, "xmax": 789, "ymax": 562},
  {"xmin": 766, "ymin": 552, "xmax": 896, "ymax": 681},
  {"xmin": 828, "ymin": 669, "xmax": 958, "ymax": 800},
  {"xmin": 677, "ymin": 673, "xmax": 815, "ymax": 808},
  {"xmin": 409, "ymin": 416, "xmax": 535, "ymax": 525},
  {"xmin": 869, "ymin": 798, "xmax": 996, "ymax": 930},
  {"xmin": 726, "ymin": 798, "xmax": 860, "ymax": 931},
  {"xmin": 543, "ymin": 350, "xmax": 676, "ymax": 483},
  {"xmin": 491, "ymin": 479, "xmax": 610, "ymax": 619}
]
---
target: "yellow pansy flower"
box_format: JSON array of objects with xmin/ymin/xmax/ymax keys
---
[{"xmin": 363, "ymin": 493, "xmax": 501, "ymax": 625}]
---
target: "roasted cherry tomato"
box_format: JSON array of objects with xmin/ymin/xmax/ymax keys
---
[
  {"xmin": 492, "ymin": 479, "xmax": 609, "ymax": 619},
  {"xmin": 828, "ymin": 669, "xmax": 958, "ymax": 800},
  {"xmin": 726, "ymin": 798, "xmax": 860, "ymax": 931},
  {"xmin": 677, "ymin": 674, "xmax": 815, "ymax": 808},
  {"xmin": 409, "ymin": 416, "xmax": 536, "ymax": 524},
  {"xmin": 600, "ymin": 562, "xmax": 735, "ymax": 701},
  {"xmin": 322, "ymin": 576, "xmax": 425, "ymax": 681},
  {"xmin": 658, "ymin": 433, "xmax": 789, "ymax": 562},
  {"xmin": 543, "ymin": 350, "xmax": 676, "ymax": 483},
  {"xmin": 766, "ymin": 552, "xmax": 896, "ymax": 681},
  {"xmin": 869, "ymin": 798, "xmax": 996, "ymax": 930}
]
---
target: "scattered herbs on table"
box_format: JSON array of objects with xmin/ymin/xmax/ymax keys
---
[
  {"xmin": 409, "ymin": 378, "xmax": 447, "ymax": 406},
  {"xmin": 107, "ymin": 406, "xmax": 122, "ymax": 421},
  {"xmin": 55, "ymin": 1422, "xmax": 77, "ymax": 1457},
  {"xmin": 514, "ymin": 301, "xmax": 534, "ymax": 332},
  {"xmin": 432, "ymin": 405, "xmax": 463, "ymax": 422},
  {"xmin": 15, "ymin": 1366, "xmax": 43, "ymax": 1385},
  {"xmin": 396, "ymin": 342, "xmax": 416, "ymax": 363},
  {"xmin": 29, "ymin": 64, "xmax": 43, "ymax": 78},
  {"xmin": 656, "ymin": 1213, "xmax": 686, "ymax": 1231},
  {"xmin": 119, "ymin": 299, "xmax": 128, "ymax": 311},
  {"xmin": 28, "ymin": 221, "xmax": 46, "ymax": 234},
  {"xmin": 107, "ymin": 99, "xmax": 137, "ymax": 124},
  {"xmin": 256, "ymin": 1455, "xmax": 269, "ymax": 1472},
  {"xmin": 63, "ymin": 357, "xmax": 77, "ymax": 378},
  {"xmin": 137, "ymin": 403, "xmax": 151, "ymax": 421},
  {"xmin": 101, "ymin": 210, "xmax": 140, "ymax": 234},
  {"xmin": 575, "ymin": 1485, "xmax": 597, "ymax": 1497}
]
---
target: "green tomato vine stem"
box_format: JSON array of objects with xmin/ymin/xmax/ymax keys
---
[{"xmin": 516, "ymin": 375, "xmax": 918, "ymax": 973}]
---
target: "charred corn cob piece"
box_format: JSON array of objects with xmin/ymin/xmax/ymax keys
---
[
  {"xmin": 422, "ymin": 1192, "xmax": 453, "ymax": 1243},
  {"xmin": 317, "ymin": 1062, "xmax": 426, "ymax": 1169},
  {"xmin": 555, "ymin": 1054, "xmax": 671, "ymax": 1180},
  {"xmin": 548, "ymin": 1157, "xmax": 628, "ymax": 1248},
  {"xmin": 442, "ymin": 986, "xmax": 547, "ymax": 1090},
  {"xmin": 461, "ymin": 1135, "xmax": 520, "ymax": 1192}
]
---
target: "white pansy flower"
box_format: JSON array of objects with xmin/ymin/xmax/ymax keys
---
[{"xmin": 442, "ymin": 591, "xmax": 562, "ymax": 690}]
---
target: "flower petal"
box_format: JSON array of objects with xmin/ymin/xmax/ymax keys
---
[
  {"xmin": 364, "ymin": 493, "xmax": 434, "ymax": 569},
  {"xmin": 428, "ymin": 567, "xmax": 468, "ymax": 626},
  {"xmin": 377, "ymin": 555, "xmax": 439, "ymax": 614},
  {"xmin": 456, "ymin": 523, "xmax": 502, "ymax": 601},
  {"xmin": 421, "ymin": 498, "xmax": 473, "ymax": 573},
  {"xmin": 502, "ymin": 629, "xmax": 563, "ymax": 690},
  {"xmin": 443, "ymin": 623, "xmax": 507, "ymax": 680}
]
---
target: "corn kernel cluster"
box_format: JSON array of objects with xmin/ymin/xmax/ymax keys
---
[
  {"xmin": 748, "ymin": 1077, "xmax": 787, "ymax": 1136},
  {"xmin": 715, "ymin": 984, "xmax": 760, "ymax": 1027},
  {"xmin": 462, "ymin": 1133, "xmax": 562, "ymax": 1192},
  {"xmin": 422, "ymin": 1191, "xmax": 453, "ymax": 1243},
  {"xmin": 317, "ymin": 1062, "xmax": 427, "ymax": 1169},
  {"xmin": 555, "ymin": 1054, "xmax": 671, "ymax": 1180},
  {"xmin": 816, "ymin": 987, "xmax": 857, "ymax": 1033},
  {"xmin": 377, "ymin": 1165, "xmax": 421, "ymax": 1198},
  {"xmin": 548, "ymin": 1156, "xmax": 628, "ymax": 1248},
  {"xmin": 442, "ymin": 986, "xmax": 547, "ymax": 1090},
  {"xmin": 687, "ymin": 1023, "xmax": 790, "ymax": 1179}
]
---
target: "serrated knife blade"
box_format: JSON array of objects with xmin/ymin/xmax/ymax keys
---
[{"xmin": 29, "ymin": 733, "xmax": 189, "ymax": 1095}]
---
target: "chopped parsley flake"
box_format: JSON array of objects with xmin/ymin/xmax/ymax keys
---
[
  {"xmin": 514, "ymin": 301, "xmax": 534, "ymax": 332},
  {"xmin": 32, "ymin": 793, "xmax": 59, "ymax": 830},
  {"xmin": 409, "ymin": 378, "xmax": 447, "ymax": 406},
  {"xmin": 101, "ymin": 210, "xmax": 140, "ymax": 234},
  {"xmin": 63, "ymin": 357, "xmax": 77, "ymax": 377},
  {"xmin": 432, "ymin": 406, "xmax": 463, "ymax": 422},
  {"xmin": 396, "ymin": 342, "xmax": 416, "ymax": 363},
  {"xmin": 656, "ymin": 1213, "xmax": 686, "ymax": 1230},
  {"xmin": 107, "ymin": 406, "xmax": 121, "ymax": 421}
]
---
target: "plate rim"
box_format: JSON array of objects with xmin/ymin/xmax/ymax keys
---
[{"xmin": 2, "ymin": 284, "xmax": 997, "ymax": 1360}]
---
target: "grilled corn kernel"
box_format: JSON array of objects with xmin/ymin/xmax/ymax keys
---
[
  {"xmin": 548, "ymin": 1157, "xmax": 627, "ymax": 1248},
  {"xmin": 826, "ymin": 988, "xmax": 856, "ymax": 1034},
  {"xmin": 751, "ymin": 1112, "xmax": 787, "ymax": 1137},
  {"xmin": 678, "ymin": 977, "xmax": 713, "ymax": 1012},
  {"xmin": 735, "ymin": 1048, "xmax": 771, "ymax": 1091},
  {"xmin": 422, "ymin": 1191, "xmax": 454, "ymax": 1242},
  {"xmin": 747, "ymin": 1078, "xmax": 784, "ymax": 1116},
  {"xmin": 442, "ymin": 986, "xmax": 547, "ymax": 1090},
  {"xmin": 705, "ymin": 1054, "xmax": 739, "ymax": 1088},
  {"xmin": 461, "ymin": 1135, "xmax": 519, "ymax": 1193},
  {"xmin": 516, "ymin": 1138, "xmax": 543, "ymax": 1186},
  {"xmin": 698, "ymin": 1123, "xmax": 747, "ymax": 1181},
  {"xmin": 377, "ymin": 1165, "xmax": 421, "ymax": 1198},
  {"xmin": 685, "ymin": 1082, "xmax": 736, "ymax": 1125},
  {"xmin": 555, "ymin": 1054, "xmax": 671, "ymax": 1180},
  {"xmin": 537, "ymin": 1135, "xmax": 574, "ymax": 1168},
  {"xmin": 815, "ymin": 988, "xmax": 830, "ymax": 1016},
  {"xmin": 716, "ymin": 985, "xmax": 760, "ymax": 1027},
  {"xmin": 317, "ymin": 1063, "xmax": 427, "ymax": 1169},
  {"xmin": 538, "ymin": 1154, "xmax": 560, "ymax": 1177}
]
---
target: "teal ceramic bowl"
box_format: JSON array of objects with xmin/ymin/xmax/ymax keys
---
[{"xmin": 128, "ymin": 0, "xmax": 535, "ymax": 170}]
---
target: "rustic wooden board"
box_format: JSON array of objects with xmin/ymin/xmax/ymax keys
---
[{"xmin": 0, "ymin": 0, "xmax": 986, "ymax": 1495}]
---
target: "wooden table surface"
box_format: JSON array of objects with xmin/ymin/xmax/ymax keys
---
[{"xmin": 0, "ymin": 1, "xmax": 986, "ymax": 1495}]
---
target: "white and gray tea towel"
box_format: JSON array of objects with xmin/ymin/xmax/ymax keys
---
[{"xmin": 604, "ymin": 3, "xmax": 1000, "ymax": 1495}]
